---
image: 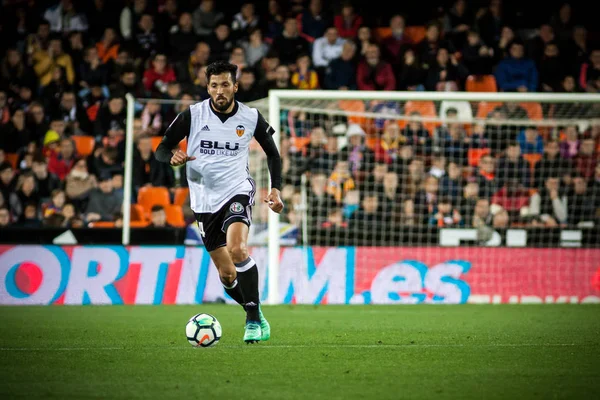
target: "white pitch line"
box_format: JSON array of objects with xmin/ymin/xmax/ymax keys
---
[{"xmin": 0, "ymin": 343, "xmax": 586, "ymax": 351}]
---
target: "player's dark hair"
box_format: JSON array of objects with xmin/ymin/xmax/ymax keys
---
[
  {"xmin": 206, "ymin": 61, "xmax": 238, "ymax": 84},
  {"xmin": 151, "ymin": 205, "xmax": 165, "ymax": 213}
]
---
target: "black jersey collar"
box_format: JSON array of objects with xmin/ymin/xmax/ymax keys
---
[{"xmin": 209, "ymin": 99, "xmax": 239, "ymax": 123}]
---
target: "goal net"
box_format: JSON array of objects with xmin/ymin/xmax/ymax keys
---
[
  {"xmin": 258, "ymin": 91, "xmax": 600, "ymax": 305},
  {"xmin": 123, "ymin": 91, "xmax": 600, "ymax": 306}
]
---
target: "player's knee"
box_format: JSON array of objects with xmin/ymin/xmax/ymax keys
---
[
  {"xmin": 219, "ymin": 270, "xmax": 236, "ymax": 286},
  {"xmin": 228, "ymin": 243, "xmax": 248, "ymax": 264}
]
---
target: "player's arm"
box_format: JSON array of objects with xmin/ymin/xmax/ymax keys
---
[
  {"xmin": 254, "ymin": 111, "xmax": 284, "ymax": 213},
  {"xmin": 155, "ymin": 108, "xmax": 195, "ymax": 166}
]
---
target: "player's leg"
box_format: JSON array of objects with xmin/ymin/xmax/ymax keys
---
[
  {"xmin": 226, "ymin": 221, "xmax": 270, "ymax": 341},
  {"xmin": 208, "ymin": 247, "xmax": 244, "ymax": 308}
]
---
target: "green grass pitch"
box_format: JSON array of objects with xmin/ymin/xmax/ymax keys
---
[{"xmin": 1, "ymin": 305, "xmax": 599, "ymax": 400}]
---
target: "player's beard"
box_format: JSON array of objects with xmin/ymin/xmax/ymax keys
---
[{"xmin": 212, "ymin": 95, "xmax": 234, "ymax": 112}]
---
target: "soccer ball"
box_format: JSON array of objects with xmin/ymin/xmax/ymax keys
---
[{"xmin": 185, "ymin": 313, "xmax": 222, "ymax": 348}]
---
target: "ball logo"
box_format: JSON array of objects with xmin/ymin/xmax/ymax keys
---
[
  {"xmin": 230, "ymin": 202, "xmax": 244, "ymax": 214},
  {"xmin": 236, "ymin": 125, "xmax": 245, "ymax": 137}
]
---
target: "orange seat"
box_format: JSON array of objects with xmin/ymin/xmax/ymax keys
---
[
  {"xmin": 476, "ymin": 101, "xmax": 503, "ymax": 119},
  {"xmin": 89, "ymin": 221, "xmax": 115, "ymax": 228},
  {"xmin": 131, "ymin": 204, "xmax": 147, "ymax": 222},
  {"xmin": 365, "ymin": 137, "xmax": 379, "ymax": 150},
  {"xmin": 173, "ymin": 187, "xmax": 189, "ymax": 206},
  {"xmin": 164, "ymin": 204, "xmax": 186, "ymax": 227},
  {"xmin": 150, "ymin": 136, "xmax": 162, "ymax": 152},
  {"xmin": 4, "ymin": 153, "xmax": 18, "ymax": 169},
  {"xmin": 292, "ymin": 137, "xmax": 311, "ymax": 151},
  {"xmin": 523, "ymin": 153, "xmax": 542, "ymax": 170},
  {"xmin": 468, "ymin": 148, "xmax": 491, "ymax": 167},
  {"xmin": 137, "ymin": 186, "xmax": 171, "ymax": 216},
  {"xmin": 404, "ymin": 26, "xmax": 426, "ymax": 44},
  {"xmin": 465, "ymin": 75, "xmax": 498, "ymax": 92},
  {"xmin": 72, "ymin": 135, "xmax": 96, "ymax": 157},
  {"xmin": 130, "ymin": 221, "xmax": 150, "ymax": 228},
  {"xmin": 373, "ymin": 27, "xmax": 392, "ymax": 42},
  {"xmin": 338, "ymin": 100, "xmax": 366, "ymax": 127},
  {"xmin": 402, "ymin": 101, "xmax": 438, "ymax": 133},
  {"xmin": 519, "ymin": 102, "xmax": 543, "ymax": 120}
]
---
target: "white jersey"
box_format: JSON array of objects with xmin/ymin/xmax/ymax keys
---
[{"xmin": 157, "ymin": 99, "xmax": 279, "ymax": 214}]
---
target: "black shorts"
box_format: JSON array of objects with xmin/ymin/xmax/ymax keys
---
[{"xmin": 194, "ymin": 194, "xmax": 253, "ymax": 252}]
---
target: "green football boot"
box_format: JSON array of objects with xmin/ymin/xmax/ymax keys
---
[
  {"xmin": 243, "ymin": 321, "xmax": 262, "ymax": 344},
  {"xmin": 258, "ymin": 306, "xmax": 270, "ymax": 341}
]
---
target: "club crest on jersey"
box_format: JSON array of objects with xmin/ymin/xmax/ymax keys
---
[
  {"xmin": 230, "ymin": 202, "xmax": 244, "ymax": 214},
  {"xmin": 236, "ymin": 125, "xmax": 245, "ymax": 137}
]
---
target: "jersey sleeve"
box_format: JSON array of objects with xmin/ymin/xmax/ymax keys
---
[
  {"xmin": 254, "ymin": 111, "xmax": 282, "ymax": 190},
  {"xmin": 155, "ymin": 108, "xmax": 191, "ymax": 163}
]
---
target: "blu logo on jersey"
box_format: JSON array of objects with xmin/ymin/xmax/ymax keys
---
[{"xmin": 200, "ymin": 140, "xmax": 239, "ymax": 150}]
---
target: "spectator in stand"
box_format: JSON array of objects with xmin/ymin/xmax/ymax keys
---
[
  {"xmin": 93, "ymin": 146, "xmax": 122, "ymax": 179},
  {"xmin": 495, "ymin": 40, "xmax": 538, "ymax": 92},
  {"xmin": 8, "ymin": 171, "xmax": 39, "ymax": 220},
  {"xmin": 231, "ymin": 2, "xmax": 260, "ymax": 41},
  {"xmin": 312, "ymin": 27, "xmax": 345, "ymax": 76},
  {"xmin": 299, "ymin": 0, "xmax": 329, "ymax": 42},
  {"xmin": 176, "ymin": 42, "xmax": 210, "ymax": 85},
  {"xmin": 362, "ymin": 162, "xmax": 388, "ymax": 193},
  {"xmin": 457, "ymin": 182, "xmax": 480, "ymax": 226},
  {"xmin": 301, "ymin": 126, "xmax": 330, "ymax": 175},
  {"xmin": 83, "ymin": 172, "xmax": 122, "ymax": 223},
  {"xmin": 334, "ymin": 2, "xmax": 363, "ymax": 39},
  {"xmin": 374, "ymin": 120, "xmax": 404, "ymax": 164},
  {"xmin": 0, "ymin": 108, "xmax": 30, "ymax": 154},
  {"xmin": 143, "ymin": 54, "xmax": 176, "ymax": 97},
  {"xmin": 425, "ymin": 47, "xmax": 469, "ymax": 91},
  {"xmin": 402, "ymin": 111, "xmax": 430, "ymax": 150},
  {"xmin": 461, "ymin": 30, "xmax": 495, "ymax": 76},
  {"xmin": 268, "ymin": 64, "xmax": 294, "ymax": 90},
  {"xmin": 551, "ymin": 2, "xmax": 574, "ymax": 42},
  {"xmin": 415, "ymin": 21, "xmax": 453, "ymax": 69},
  {"xmin": 323, "ymin": 40, "xmax": 357, "ymax": 90},
  {"xmin": 291, "ymin": 53, "xmax": 319, "ymax": 90},
  {"xmin": 228, "ymin": 47, "xmax": 248, "ymax": 81},
  {"xmin": 48, "ymin": 138, "xmax": 76, "ymax": 181},
  {"xmin": 442, "ymin": 0, "xmax": 472, "ymax": 50},
  {"xmin": 94, "ymin": 95, "xmax": 126, "ymax": 144},
  {"xmin": 272, "ymin": 17, "xmax": 310, "ymax": 67},
  {"xmin": 31, "ymin": 154, "xmax": 61, "ymax": 201},
  {"xmin": 368, "ymin": 100, "xmax": 401, "ymax": 133},
  {"xmin": 43, "ymin": 189, "xmax": 66, "ymax": 218},
  {"xmin": 236, "ymin": 68, "xmax": 265, "ymax": 103},
  {"xmin": 1, "ymin": 48, "xmax": 37, "ymax": 99},
  {"xmin": 262, "ymin": 0, "xmax": 285, "ymax": 41},
  {"xmin": 380, "ymin": 14, "xmax": 411, "ymax": 76},
  {"xmin": 133, "ymin": 13, "xmax": 164, "ymax": 62},
  {"xmin": 574, "ymin": 138, "xmax": 597, "ymax": 179},
  {"xmin": 96, "ymin": 27, "xmax": 120, "ymax": 64},
  {"xmin": 476, "ymin": 154, "xmax": 499, "ymax": 199},
  {"xmin": 559, "ymin": 125, "xmax": 580, "ymax": 158},
  {"xmin": 397, "ymin": 49, "xmax": 426, "ymax": 91},
  {"xmin": 439, "ymin": 161, "xmax": 463, "ymax": 201},
  {"xmin": 380, "ymin": 171, "xmax": 402, "ymax": 222},
  {"xmin": 579, "ymin": 49, "xmax": 600, "ymax": 92},
  {"xmin": 357, "ymin": 43, "xmax": 395, "ymax": 91},
  {"xmin": 534, "ymin": 139, "xmax": 574, "ymax": 188},
  {"xmin": 491, "ymin": 178, "xmax": 530, "ymax": 221},
  {"xmin": 0, "ymin": 91, "xmax": 11, "ymax": 125},
  {"xmin": 192, "ymin": 0, "xmax": 224, "ymax": 40},
  {"xmin": 428, "ymin": 155, "xmax": 447, "ymax": 179},
  {"xmin": 430, "ymin": 196, "xmax": 463, "ymax": 227},
  {"xmin": 349, "ymin": 192, "xmax": 388, "ymax": 235},
  {"xmin": 0, "ymin": 206, "xmax": 10, "ymax": 227},
  {"xmin": 471, "ymin": 198, "xmax": 492, "ymax": 228},
  {"xmin": 475, "ymin": 0, "xmax": 503, "ymax": 47},
  {"xmin": 517, "ymin": 126, "xmax": 544, "ymax": 155},
  {"xmin": 327, "ymin": 160, "xmax": 355, "ymax": 205},
  {"xmin": 353, "ymin": 25, "xmax": 373, "ymax": 61},
  {"xmin": 52, "ymin": 91, "xmax": 91, "ymax": 136},
  {"xmin": 340, "ymin": 124, "xmax": 375, "ymax": 183},
  {"xmin": 168, "ymin": 12, "xmax": 198, "ymax": 63},
  {"xmin": 132, "ymin": 135, "xmax": 172, "ymax": 191},
  {"xmin": 529, "ymin": 176, "xmax": 568, "ymax": 226},
  {"xmin": 140, "ymin": 101, "xmax": 163, "ymax": 137},
  {"xmin": 65, "ymin": 157, "xmax": 96, "ymax": 208},
  {"xmin": 119, "ymin": 0, "xmax": 148, "ymax": 40},
  {"xmin": 308, "ymin": 173, "xmax": 338, "ymax": 227},
  {"xmin": 567, "ymin": 175, "xmax": 596, "ymax": 226},
  {"xmin": 538, "ymin": 42, "xmax": 566, "ymax": 92},
  {"xmin": 414, "ymin": 175, "xmax": 439, "ymax": 224},
  {"xmin": 207, "ymin": 23, "xmax": 236, "ymax": 63},
  {"xmin": 0, "ymin": 162, "xmax": 17, "ymax": 203},
  {"xmin": 32, "ymin": 35, "xmax": 75, "ymax": 87},
  {"xmin": 497, "ymin": 142, "xmax": 532, "ymax": 188},
  {"xmin": 44, "ymin": 0, "xmax": 88, "ymax": 34},
  {"xmin": 527, "ymin": 24, "xmax": 556, "ymax": 67},
  {"xmin": 240, "ymin": 28, "xmax": 269, "ymax": 68},
  {"xmin": 148, "ymin": 205, "xmax": 171, "ymax": 228}
]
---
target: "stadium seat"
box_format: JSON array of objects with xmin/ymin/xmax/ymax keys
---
[
  {"xmin": 373, "ymin": 27, "xmax": 392, "ymax": 41},
  {"xmin": 476, "ymin": 101, "xmax": 503, "ymax": 119},
  {"xmin": 468, "ymin": 148, "xmax": 491, "ymax": 167},
  {"xmin": 131, "ymin": 204, "xmax": 147, "ymax": 222},
  {"xmin": 404, "ymin": 26, "xmax": 426, "ymax": 44},
  {"xmin": 137, "ymin": 186, "xmax": 171, "ymax": 216},
  {"xmin": 338, "ymin": 100, "xmax": 367, "ymax": 127},
  {"xmin": 173, "ymin": 187, "xmax": 189, "ymax": 206},
  {"xmin": 465, "ymin": 75, "xmax": 498, "ymax": 92},
  {"xmin": 519, "ymin": 102, "xmax": 543, "ymax": 120},
  {"xmin": 402, "ymin": 101, "xmax": 437, "ymax": 133},
  {"xmin": 4, "ymin": 153, "xmax": 18, "ymax": 169},
  {"xmin": 89, "ymin": 221, "xmax": 115, "ymax": 228},
  {"xmin": 151, "ymin": 136, "xmax": 162, "ymax": 152},
  {"xmin": 164, "ymin": 204, "xmax": 186, "ymax": 227},
  {"xmin": 292, "ymin": 137, "xmax": 311, "ymax": 151},
  {"xmin": 72, "ymin": 135, "xmax": 95, "ymax": 157},
  {"xmin": 130, "ymin": 221, "xmax": 150, "ymax": 228}
]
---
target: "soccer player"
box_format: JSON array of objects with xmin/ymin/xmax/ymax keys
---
[{"xmin": 156, "ymin": 61, "xmax": 283, "ymax": 344}]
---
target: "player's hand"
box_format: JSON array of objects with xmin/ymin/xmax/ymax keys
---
[
  {"xmin": 264, "ymin": 188, "xmax": 284, "ymax": 214},
  {"xmin": 170, "ymin": 150, "xmax": 196, "ymax": 166}
]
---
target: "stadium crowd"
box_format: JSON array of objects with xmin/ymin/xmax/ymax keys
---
[{"xmin": 0, "ymin": 0, "xmax": 598, "ymax": 236}]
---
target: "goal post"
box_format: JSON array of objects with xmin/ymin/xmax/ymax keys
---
[{"xmin": 264, "ymin": 89, "xmax": 600, "ymax": 305}]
